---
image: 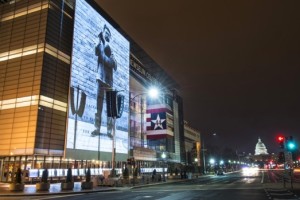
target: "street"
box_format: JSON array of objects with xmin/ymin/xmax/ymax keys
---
[
  {"xmin": 2, "ymin": 170, "xmax": 300, "ymax": 200},
  {"xmin": 3, "ymin": 172, "xmax": 270, "ymax": 200}
]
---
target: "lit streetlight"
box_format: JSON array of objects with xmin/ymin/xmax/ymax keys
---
[
  {"xmin": 130, "ymin": 87, "xmax": 160, "ymax": 149},
  {"xmin": 161, "ymin": 152, "xmax": 166, "ymax": 182}
]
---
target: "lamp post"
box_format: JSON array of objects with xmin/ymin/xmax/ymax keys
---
[
  {"xmin": 129, "ymin": 87, "xmax": 159, "ymax": 149},
  {"xmin": 202, "ymin": 139, "xmax": 206, "ymax": 174},
  {"xmin": 194, "ymin": 158, "xmax": 198, "ymax": 175},
  {"xmin": 161, "ymin": 152, "xmax": 166, "ymax": 182}
]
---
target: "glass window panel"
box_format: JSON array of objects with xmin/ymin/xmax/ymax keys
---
[
  {"xmin": 9, "ymin": 48, "xmax": 23, "ymax": 55},
  {"xmin": 7, "ymin": 60, "xmax": 21, "ymax": 67},
  {"xmin": 19, "ymin": 77, "xmax": 33, "ymax": 83},
  {"xmin": 11, "ymin": 135, "xmax": 28, "ymax": 142},
  {"xmin": 0, "ymin": 129, "xmax": 12, "ymax": 135},
  {"xmin": 14, "ymin": 111, "xmax": 30, "ymax": 117},
  {"xmin": 12, "ymin": 119, "xmax": 28, "ymax": 126},
  {"xmin": 5, "ymin": 76, "xmax": 19, "ymax": 83},
  {"xmin": 21, "ymin": 56, "xmax": 36, "ymax": 64},
  {"xmin": 4, "ymin": 84, "xmax": 18, "ymax": 91},
  {"xmin": 1, "ymin": 134, "xmax": 11, "ymax": 140},
  {"xmin": 11, "ymin": 144, "xmax": 26, "ymax": 149},
  {"xmin": 0, "ymin": 120, "xmax": 14, "ymax": 127},
  {"xmin": 2, "ymin": 94, "xmax": 17, "ymax": 100},
  {"xmin": 27, "ymin": 131, "xmax": 36, "ymax": 138},
  {"xmin": 6, "ymin": 70, "xmax": 20, "ymax": 76},
  {"xmin": 23, "ymin": 39, "xmax": 37, "ymax": 45},
  {"xmin": 0, "ymin": 139, "xmax": 11, "ymax": 145},
  {"xmin": 14, "ymin": 105, "xmax": 30, "ymax": 112},
  {"xmin": 0, "ymin": 113, "xmax": 14, "ymax": 120},
  {"xmin": 0, "ymin": 109, "xmax": 15, "ymax": 114},
  {"xmin": 27, "ymin": 126, "xmax": 36, "ymax": 133},
  {"xmin": 12, "ymin": 127, "xmax": 28, "ymax": 133},
  {"xmin": 26, "ymin": 137, "xmax": 35, "ymax": 143},
  {"xmin": 18, "ymin": 82, "xmax": 32, "ymax": 88},
  {"xmin": 19, "ymin": 72, "xmax": 34, "ymax": 79},
  {"xmin": 3, "ymin": 89, "xmax": 18, "ymax": 96},
  {"xmin": 17, "ymin": 91, "xmax": 33, "ymax": 98},
  {"xmin": 11, "ymin": 138, "xmax": 27, "ymax": 144},
  {"xmin": 25, "ymin": 143, "xmax": 34, "ymax": 149}
]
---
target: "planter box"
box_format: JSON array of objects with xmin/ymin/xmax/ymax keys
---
[
  {"xmin": 61, "ymin": 182, "xmax": 74, "ymax": 190},
  {"xmin": 9, "ymin": 183, "xmax": 25, "ymax": 191},
  {"xmin": 81, "ymin": 181, "xmax": 93, "ymax": 189},
  {"xmin": 103, "ymin": 177, "xmax": 121, "ymax": 187},
  {"xmin": 36, "ymin": 182, "xmax": 50, "ymax": 191}
]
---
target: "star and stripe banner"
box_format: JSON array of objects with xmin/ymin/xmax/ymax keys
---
[
  {"xmin": 147, "ymin": 112, "xmax": 167, "ymax": 130},
  {"xmin": 146, "ymin": 103, "xmax": 174, "ymax": 139}
]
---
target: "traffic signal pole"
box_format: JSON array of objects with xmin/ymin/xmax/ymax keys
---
[
  {"xmin": 277, "ymin": 135, "xmax": 297, "ymax": 189},
  {"xmin": 111, "ymin": 116, "xmax": 116, "ymax": 177}
]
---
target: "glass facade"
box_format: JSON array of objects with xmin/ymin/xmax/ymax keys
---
[
  {"xmin": 0, "ymin": 0, "xmax": 74, "ymax": 182},
  {"xmin": 0, "ymin": 0, "xmax": 188, "ymax": 183}
]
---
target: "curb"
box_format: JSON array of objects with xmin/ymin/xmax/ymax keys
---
[{"xmin": 0, "ymin": 179, "xmax": 189, "ymax": 197}]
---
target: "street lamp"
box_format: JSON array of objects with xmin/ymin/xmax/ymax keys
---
[
  {"xmin": 130, "ymin": 87, "xmax": 159, "ymax": 149},
  {"xmin": 161, "ymin": 152, "xmax": 166, "ymax": 182},
  {"xmin": 148, "ymin": 87, "xmax": 159, "ymax": 99}
]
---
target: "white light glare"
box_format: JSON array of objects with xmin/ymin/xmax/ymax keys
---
[
  {"xmin": 242, "ymin": 167, "xmax": 259, "ymax": 176},
  {"xmin": 148, "ymin": 87, "xmax": 159, "ymax": 99}
]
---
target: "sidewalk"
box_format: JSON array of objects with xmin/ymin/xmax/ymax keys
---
[
  {"xmin": 0, "ymin": 178, "xmax": 187, "ymax": 197},
  {"xmin": 263, "ymin": 181, "xmax": 300, "ymax": 199}
]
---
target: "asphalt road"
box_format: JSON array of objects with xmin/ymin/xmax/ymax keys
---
[
  {"xmin": 6, "ymin": 172, "xmax": 270, "ymax": 200},
  {"xmin": 4, "ymin": 170, "xmax": 300, "ymax": 200}
]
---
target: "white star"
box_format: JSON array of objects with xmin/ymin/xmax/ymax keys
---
[{"xmin": 151, "ymin": 114, "xmax": 166, "ymax": 130}]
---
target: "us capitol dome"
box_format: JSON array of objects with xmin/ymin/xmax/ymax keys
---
[{"xmin": 254, "ymin": 137, "xmax": 269, "ymax": 155}]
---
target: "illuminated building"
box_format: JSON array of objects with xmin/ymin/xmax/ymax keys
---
[
  {"xmin": 0, "ymin": 0, "xmax": 188, "ymax": 182},
  {"xmin": 254, "ymin": 138, "xmax": 268, "ymax": 155},
  {"xmin": 184, "ymin": 121, "xmax": 201, "ymax": 167}
]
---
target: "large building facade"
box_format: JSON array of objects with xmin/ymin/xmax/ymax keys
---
[{"xmin": 0, "ymin": 0, "xmax": 188, "ymax": 182}]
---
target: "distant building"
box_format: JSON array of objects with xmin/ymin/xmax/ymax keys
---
[
  {"xmin": 184, "ymin": 121, "xmax": 201, "ymax": 167},
  {"xmin": 254, "ymin": 138, "xmax": 269, "ymax": 155},
  {"xmin": 247, "ymin": 137, "xmax": 274, "ymax": 168}
]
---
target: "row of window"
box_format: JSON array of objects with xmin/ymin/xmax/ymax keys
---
[{"xmin": 0, "ymin": 0, "xmax": 49, "ymax": 22}]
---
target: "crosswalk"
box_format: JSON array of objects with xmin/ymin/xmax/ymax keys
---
[{"xmin": 265, "ymin": 188, "xmax": 300, "ymax": 200}]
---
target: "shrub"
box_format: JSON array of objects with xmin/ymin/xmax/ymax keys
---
[
  {"xmin": 15, "ymin": 168, "xmax": 22, "ymax": 184},
  {"xmin": 122, "ymin": 167, "xmax": 129, "ymax": 179},
  {"xmin": 85, "ymin": 167, "xmax": 91, "ymax": 182},
  {"xmin": 41, "ymin": 169, "xmax": 49, "ymax": 183},
  {"xmin": 110, "ymin": 168, "xmax": 116, "ymax": 177},
  {"xmin": 133, "ymin": 167, "xmax": 138, "ymax": 177},
  {"xmin": 66, "ymin": 168, "xmax": 72, "ymax": 183}
]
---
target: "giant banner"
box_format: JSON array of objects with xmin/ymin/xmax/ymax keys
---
[{"xmin": 67, "ymin": 0, "xmax": 130, "ymax": 155}]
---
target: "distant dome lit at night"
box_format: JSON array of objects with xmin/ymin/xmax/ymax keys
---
[{"xmin": 254, "ymin": 138, "xmax": 269, "ymax": 155}]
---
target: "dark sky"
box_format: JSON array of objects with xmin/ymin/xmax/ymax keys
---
[{"xmin": 96, "ymin": 0, "xmax": 300, "ymax": 154}]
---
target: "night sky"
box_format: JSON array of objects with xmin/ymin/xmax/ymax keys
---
[{"xmin": 96, "ymin": 0, "xmax": 300, "ymax": 154}]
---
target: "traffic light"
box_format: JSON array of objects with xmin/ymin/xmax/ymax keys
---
[
  {"xmin": 106, "ymin": 91, "xmax": 124, "ymax": 118},
  {"xmin": 106, "ymin": 91, "xmax": 118, "ymax": 117},
  {"xmin": 116, "ymin": 94, "xmax": 124, "ymax": 118},
  {"xmin": 286, "ymin": 136, "xmax": 296, "ymax": 151},
  {"xmin": 277, "ymin": 135, "xmax": 285, "ymax": 149}
]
